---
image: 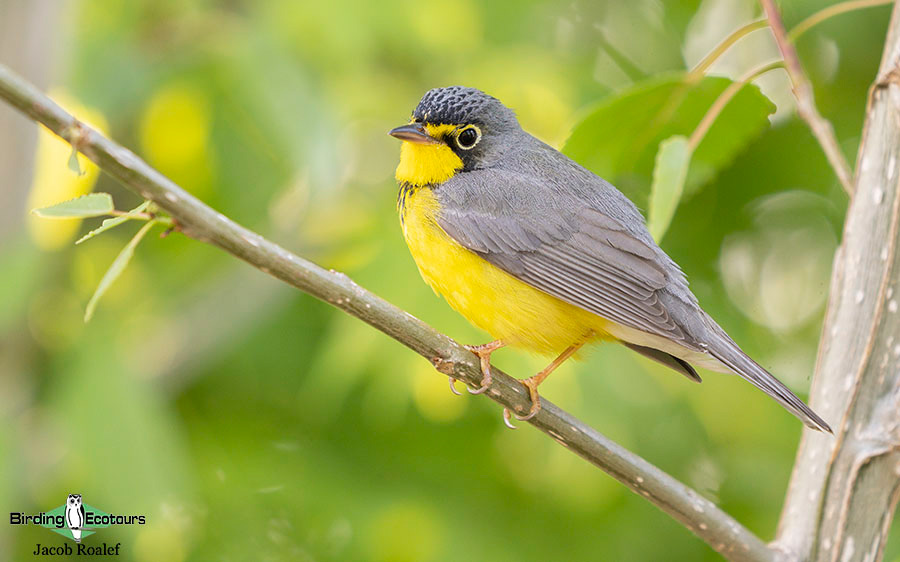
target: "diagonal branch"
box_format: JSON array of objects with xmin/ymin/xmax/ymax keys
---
[
  {"xmin": 0, "ymin": 63, "xmax": 775, "ymax": 561},
  {"xmin": 760, "ymin": 0, "xmax": 855, "ymax": 195}
]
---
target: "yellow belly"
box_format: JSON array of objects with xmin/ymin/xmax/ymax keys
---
[{"xmin": 401, "ymin": 187, "xmax": 611, "ymax": 355}]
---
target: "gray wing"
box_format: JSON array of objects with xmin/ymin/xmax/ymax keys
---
[
  {"xmin": 434, "ymin": 165, "xmax": 704, "ymax": 352},
  {"xmin": 434, "ymin": 162, "xmax": 832, "ymax": 432}
]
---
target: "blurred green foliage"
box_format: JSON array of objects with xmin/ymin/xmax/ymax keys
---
[
  {"xmin": 564, "ymin": 74, "xmax": 775, "ymax": 210},
  {"xmin": 1, "ymin": 0, "xmax": 898, "ymax": 560}
]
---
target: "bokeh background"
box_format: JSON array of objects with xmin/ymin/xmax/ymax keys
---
[{"xmin": 0, "ymin": 0, "xmax": 895, "ymax": 560}]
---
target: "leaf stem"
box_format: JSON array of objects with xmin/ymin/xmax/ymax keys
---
[
  {"xmin": 107, "ymin": 209, "xmax": 173, "ymax": 225},
  {"xmin": 789, "ymin": 0, "xmax": 893, "ymax": 42},
  {"xmin": 596, "ymin": 31, "xmax": 647, "ymax": 82},
  {"xmin": 84, "ymin": 219, "xmax": 157, "ymax": 322},
  {"xmin": 688, "ymin": 60, "xmax": 785, "ymax": 152},
  {"xmin": 688, "ymin": 19, "xmax": 768, "ymax": 80}
]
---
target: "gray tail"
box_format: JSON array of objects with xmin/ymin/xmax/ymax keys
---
[{"xmin": 707, "ymin": 335, "xmax": 832, "ymax": 433}]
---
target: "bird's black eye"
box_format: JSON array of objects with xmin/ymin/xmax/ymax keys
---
[{"xmin": 455, "ymin": 125, "xmax": 481, "ymax": 150}]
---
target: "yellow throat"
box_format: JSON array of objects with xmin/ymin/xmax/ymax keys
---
[{"xmin": 394, "ymin": 124, "xmax": 463, "ymax": 186}]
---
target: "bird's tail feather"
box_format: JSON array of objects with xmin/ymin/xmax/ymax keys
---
[
  {"xmin": 623, "ymin": 342, "xmax": 702, "ymax": 383},
  {"xmin": 707, "ymin": 334, "xmax": 832, "ymax": 433}
]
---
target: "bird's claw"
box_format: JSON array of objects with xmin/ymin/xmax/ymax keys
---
[
  {"xmin": 467, "ymin": 379, "xmax": 490, "ymax": 394},
  {"xmin": 448, "ymin": 377, "xmax": 462, "ymax": 396},
  {"xmin": 514, "ymin": 378, "xmax": 541, "ymax": 421},
  {"xmin": 461, "ymin": 340, "xmax": 544, "ymax": 427},
  {"xmin": 513, "ymin": 407, "xmax": 539, "ymax": 422},
  {"xmin": 500, "ymin": 379, "xmax": 542, "ymax": 428},
  {"xmin": 464, "ymin": 341, "xmax": 502, "ymax": 395},
  {"xmin": 502, "ymin": 408, "xmax": 518, "ymax": 429}
]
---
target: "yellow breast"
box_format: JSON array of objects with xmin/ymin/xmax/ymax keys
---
[{"xmin": 399, "ymin": 186, "xmax": 610, "ymax": 355}]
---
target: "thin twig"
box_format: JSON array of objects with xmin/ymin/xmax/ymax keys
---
[
  {"xmin": 596, "ymin": 30, "xmax": 646, "ymax": 82},
  {"xmin": 789, "ymin": 0, "xmax": 893, "ymax": 42},
  {"xmin": 689, "ymin": 19, "xmax": 769, "ymax": 80},
  {"xmin": 0, "ymin": 63, "xmax": 775, "ymax": 562},
  {"xmin": 760, "ymin": 0, "xmax": 855, "ymax": 195},
  {"xmin": 107, "ymin": 209, "xmax": 172, "ymax": 224},
  {"xmin": 689, "ymin": 60, "xmax": 785, "ymax": 151}
]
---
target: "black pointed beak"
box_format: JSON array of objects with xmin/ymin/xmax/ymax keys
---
[{"xmin": 388, "ymin": 123, "xmax": 441, "ymax": 145}]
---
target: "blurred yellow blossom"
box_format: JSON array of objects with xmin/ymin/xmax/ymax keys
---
[
  {"xmin": 26, "ymin": 90, "xmax": 108, "ymax": 250},
  {"xmin": 139, "ymin": 82, "xmax": 215, "ymax": 198}
]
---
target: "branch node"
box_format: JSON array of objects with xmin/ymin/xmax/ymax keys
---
[
  {"xmin": 876, "ymin": 67, "xmax": 900, "ymax": 89},
  {"xmin": 62, "ymin": 119, "xmax": 90, "ymax": 156},
  {"xmin": 430, "ymin": 356, "xmax": 456, "ymax": 375}
]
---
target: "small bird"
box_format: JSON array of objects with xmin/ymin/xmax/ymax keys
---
[{"xmin": 390, "ymin": 86, "xmax": 831, "ymax": 433}]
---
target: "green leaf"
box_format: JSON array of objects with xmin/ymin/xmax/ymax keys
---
[
  {"xmin": 648, "ymin": 136, "xmax": 691, "ymax": 242},
  {"xmin": 32, "ymin": 193, "xmax": 114, "ymax": 219},
  {"xmin": 563, "ymin": 73, "xmax": 775, "ymax": 210},
  {"xmin": 76, "ymin": 200, "xmax": 151, "ymax": 245},
  {"xmin": 84, "ymin": 220, "xmax": 156, "ymax": 322},
  {"xmin": 68, "ymin": 146, "xmax": 84, "ymax": 176}
]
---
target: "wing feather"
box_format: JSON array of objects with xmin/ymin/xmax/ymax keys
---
[{"xmin": 434, "ymin": 170, "xmax": 700, "ymax": 350}]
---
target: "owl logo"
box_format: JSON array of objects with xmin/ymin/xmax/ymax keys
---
[{"xmin": 65, "ymin": 494, "xmax": 85, "ymax": 543}]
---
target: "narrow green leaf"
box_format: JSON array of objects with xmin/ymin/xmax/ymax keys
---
[
  {"xmin": 32, "ymin": 193, "xmax": 114, "ymax": 219},
  {"xmin": 77, "ymin": 217, "xmax": 129, "ymax": 245},
  {"xmin": 76, "ymin": 201, "xmax": 151, "ymax": 245},
  {"xmin": 648, "ymin": 136, "xmax": 691, "ymax": 243},
  {"xmin": 84, "ymin": 220, "xmax": 156, "ymax": 322},
  {"xmin": 68, "ymin": 146, "xmax": 84, "ymax": 176}
]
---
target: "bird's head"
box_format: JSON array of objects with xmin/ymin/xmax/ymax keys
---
[{"xmin": 390, "ymin": 86, "xmax": 520, "ymax": 187}]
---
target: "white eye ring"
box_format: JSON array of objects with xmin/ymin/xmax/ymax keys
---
[{"xmin": 455, "ymin": 125, "xmax": 481, "ymax": 150}]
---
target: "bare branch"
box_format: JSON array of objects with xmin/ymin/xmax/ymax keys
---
[
  {"xmin": 0, "ymin": 63, "xmax": 777, "ymax": 561},
  {"xmin": 760, "ymin": 0, "xmax": 856, "ymax": 195}
]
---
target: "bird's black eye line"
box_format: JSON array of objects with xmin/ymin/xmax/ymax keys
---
[{"xmin": 455, "ymin": 125, "xmax": 481, "ymax": 150}]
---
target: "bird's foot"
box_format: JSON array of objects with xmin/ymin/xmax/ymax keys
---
[
  {"xmin": 463, "ymin": 340, "xmax": 505, "ymax": 394},
  {"xmin": 516, "ymin": 376, "xmax": 542, "ymax": 420},
  {"xmin": 448, "ymin": 377, "xmax": 462, "ymax": 395},
  {"xmin": 498, "ymin": 341, "xmax": 586, "ymax": 428},
  {"xmin": 501, "ymin": 376, "xmax": 542, "ymax": 428}
]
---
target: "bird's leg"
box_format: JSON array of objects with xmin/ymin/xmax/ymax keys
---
[
  {"xmin": 507, "ymin": 341, "xmax": 585, "ymax": 422},
  {"xmin": 463, "ymin": 340, "xmax": 505, "ymax": 394}
]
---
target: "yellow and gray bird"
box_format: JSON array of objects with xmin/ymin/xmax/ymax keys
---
[{"xmin": 390, "ymin": 86, "xmax": 831, "ymax": 432}]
